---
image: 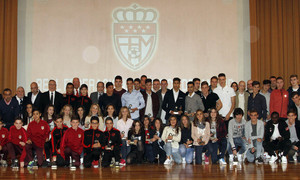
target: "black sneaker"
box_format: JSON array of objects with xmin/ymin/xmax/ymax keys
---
[
  {"xmin": 42, "ymin": 160, "xmax": 51, "ymax": 168},
  {"xmin": 11, "ymin": 159, "xmax": 19, "ymax": 169},
  {"xmin": 288, "ymin": 157, "xmax": 294, "ymax": 163},
  {"xmin": 115, "ymin": 161, "xmax": 120, "ymax": 168},
  {"xmin": 256, "ymin": 157, "xmax": 263, "ymax": 164}
]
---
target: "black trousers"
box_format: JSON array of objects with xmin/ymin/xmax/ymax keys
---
[
  {"xmin": 263, "ymin": 139, "xmax": 292, "ymax": 156},
  {"xmin": 152, "ymin": 142, "xmax": 166, "ymax": 164},
  {"xmin": 102, "ymin": 147, "xmax": 121, "ymax": 167},
  {"xmin": 83, "ymin": 148, "xmax": 101, "ymax": 168},
  {"xmin": 44, "ymin": 141, "xmax": 52, "ymax": 160}
]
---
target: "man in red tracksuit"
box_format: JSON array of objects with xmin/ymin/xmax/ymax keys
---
[
  {"xmin": 50, "ymin": 115, "xmax": 69, "ymax": 167},
  {"xmin": 270, "ymin": 77, "xmax": 289, "ymax": 118},
  {"xmin": 60, "ymin": 117, "xmax": 84, "ymax": 167},
  {"xmin": 0, "ymin": 118, "xmax": 9, "ymax": 166},
  {"xmin": 83, "ymin": 116, "xmax": 105, "ymax": 168},
  {"xmin": 25, "ymin": 109, "xmax": 50, "ymax": 167},
  {"xmin": 7, "ymin": 118, "xmax": 27, "ymax": 168}
]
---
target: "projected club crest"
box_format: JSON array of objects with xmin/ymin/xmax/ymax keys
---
[{"xmin": 112, "ymin": 4, "xmax": 159, "ymax": 71}]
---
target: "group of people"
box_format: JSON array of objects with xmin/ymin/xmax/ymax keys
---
[{"xmin": 0, "ymin": 73, "xmax": 299, "ymax": 169}]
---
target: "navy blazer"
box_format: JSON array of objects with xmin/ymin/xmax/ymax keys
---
[{"xmin": 162, "ymin": 89, "xmax": 186, "ymax": 121}]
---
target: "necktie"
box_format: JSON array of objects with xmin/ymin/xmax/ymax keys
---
[
  {"xmin": 76, "ymin": 89, "xmax": 79, "ymax": 96},
  {"xmin": 50, "ymin": 92, "xmax": 54, "ymax": 105}
]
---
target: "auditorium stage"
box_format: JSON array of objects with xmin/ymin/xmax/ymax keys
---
[{"xmin": 0, "ymin": 163, "xmax": 298, "ymax": 179}]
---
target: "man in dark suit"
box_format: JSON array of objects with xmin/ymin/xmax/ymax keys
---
[
  {"xmin": 13, "ymin": 86, "xmax": 27, "ymax": 118},
  {"xmin": 41, "ymin": 80, "xmax": 64, "ymax": 114},
  {"xmin": 140, "ymin": 79, "xmax": 159, "ymax": 122},
  {"xmin": 162, "ymin": 77, "xmax": 186, "ymax": 124},
  {"xmin": 27, "ymin": 82, "xmax": 43, "ymax": 111},
  {"xmin": 90, "ymin": 81, "xmax": 104, "ymax": 104},
  {"xmin": 157, "ymin": 79, "xmax": 169, "ymax": 124}
]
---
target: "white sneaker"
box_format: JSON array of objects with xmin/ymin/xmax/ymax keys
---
[
  {"xmin": 164, "ymin": 159, "xmax": 172, "ymax": 165},
  {"xmin": 202, "ymin": 153, "xmax": 205, "ymax": 161},
  {"xmin": 229, "ymin": 154, "xmax": 234, "ymax": 162},
  {"xmin": 237, "ymin": 154, "xmax": 243, "ymax": 162},
  {"xmin": 281, "ymin": 156, "xmax": 287, "ymax": 164},
  {"xmin": 219, "ymin": 158, "xmax": 227, "ymax": 165},
  {"xmin": 182, "ymin": 158, "xmax": 186, "ymax": 164},
  {"xmin": 269, "ymin": 155, "xmax": 278, "ymax": 164}
]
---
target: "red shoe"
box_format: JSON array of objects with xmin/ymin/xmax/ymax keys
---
[
  {"xmin": 92, "ymin": 160, "xmax": 99, "ymax": 168},
  {"xmin": 205, "ymin": 155, "xmax": 209, "ymax": 164},
  {"xmin": 120, "ymin": 159, "xmax": 126, "ymax": 166}
]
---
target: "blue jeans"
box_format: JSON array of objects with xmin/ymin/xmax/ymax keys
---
[
  {"xmin": 164, "ymin": 143, "xmax": 182, "ymax": 164},
  {"xmin": 206, "ymin": 141, "xmax": 218, "ymax": 164},
  {"xmin": 195, "ymin": 145, "xmax": 206, "ymax": 164},
  {"xmin": 121, "ymin": 139, "xmax": 131, "ymax": 159},
  {"xmin": 246, "ymin": 140, "xmax": 263, "ymax": 162},
  {"xmin": 144, "ymin": 144, "xmax": 155, "ymax": 162},
  {"xmin": 179, "ymin": 144, "xmax": 194, "ymax": 164},
  {"xmin": 228, "ymin": 137, "xmax": 247, "ymax": 155}
]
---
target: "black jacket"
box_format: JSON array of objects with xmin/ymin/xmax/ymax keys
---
[
  {"xmin": 265, "ymin": 120, "xmax": 290, "ymax": 142},
  {"xmin": 180, "ymin": 125, "xmax": 193, "ymax": 144},
  {"xmin": 149, "ymin": 128, "xmax": 165, "ymax": 148},
  {"xmin": 63, "ymin": 94, "xmax": 78, "ymax": 109},
  {"xmin": 42, "ymin": 91, "xmax": 64, "ymax": 114},
  {"xmin": 83, "ymin": 128, "xmax": 105, "ymax": 153},
  {"xmin": 77, "ymin": 95, "xmax": 92, "ymax": 113},
  {"xmin": 104, "ymin": 128, "xmax": 122, "ymax": 151},
  {"xmin": 162, "ymin": 89, "xmax": 186, "ymax": 121},
  {"xmin": 27, "ymin": 91, "xmax": 43, "ymax": 111},
  {"xmin": 98, "ymin": 93, "xmax": 122, "ymax": 115},
  {"xmin": 51, "ymin": 125, "xmax": 69, "ymax": 155},
  {"xmin": 128, "ymin": 129, "xmax": 145, "ymax": 151}
]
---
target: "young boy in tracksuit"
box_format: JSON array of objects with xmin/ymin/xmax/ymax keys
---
[
  {"xmin": 25, "ymin": 109, "xmax": 50, "ymax": 167},
  {"xmin": 83, "ymin": 116, "xmax": 105, "ymax": 168},
  {"xmin": 50, "ymin": 115, "xmax": 69, "ymax": 167},
  {"xmin": 102, "ymin": 117, "xmax": 122, "ymax": 167},
  {"xmin": 7, "ymin": 117, "xmax": 27, "ymax": 168},
  {"xmin": 60, "ymin": 116, "xmax": 84, "ymax": 167},
  {"xmin": 0, "ymin": 118, "xmax": 9, "ymax": 166}
]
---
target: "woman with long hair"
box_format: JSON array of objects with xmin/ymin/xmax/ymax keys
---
[
  {"xmin": 150, "ymin": 118, "xmax": 166, "ymax": 164},
  {"xmin": 60, "ymin": 104, "xmax": 73, "ymax": 128},
  {"xmin": 76, "ymin": 106, "xmax": 86, "ymax": 130},
  {"xmin": 43, "ymin": 105, "xmax": 56, "ymax": 131},
  {"xmin": 116, "ymin": 106, "xmax": 134, "ymax": 166},
  {"xmin": 162, "ymin": 115, "xmax": 182, "ymax": 164},
  {"xmin": 142, "ymin": 115, "xmax": 154, "ymax": 163},
  {"xmin": 104, "ymin": 104, "xmax": 118, "ymax": 128},
  {"xmin": 84, "ymin": 103, "xmax": 104, "ymax": 131},
  {"xmin": 126, "ymin": 121, "xmax": 145, "ymax": 164},
  {"xmin": 179, "ymin": 115, "xmax": 194, "ymax": 164},
  {"xmin": 23, "ymin": 103, "xmax": 33, "ymax": 130},
  {"xmin": 192, "ymin": 109, "xmax": 210, "ymax": 164},
  {"xmin": 206, "ymin": 108, "xmax": 227, "ymax": 165}
]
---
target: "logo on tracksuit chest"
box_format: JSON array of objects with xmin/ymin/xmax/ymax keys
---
[
  {"xmin": 41, "ymin": 126, "xmax": 44, "ymax": 130},
  {"xmin": 2, "ymin": 134, "xmax": 5, "ymax": 138},
  {"xmin": 19, "ymin": 135, "xmax": 22, "ymax": 139},
  {"xmin": 78, "ymin": 134, "xmax": 81, "ymax": 138}
]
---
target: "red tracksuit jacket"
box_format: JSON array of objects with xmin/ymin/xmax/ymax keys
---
[
  {"xmin": 9, "ymin": 126, "xmax": 27, "ymax": 162},
  {"xmin": 0, "ymin": 127, "xmax": 9, "ymax": 147},
  {"xmin": 27, "ymin": 119, "xmax": 50, "ymax": 148},
  {"xmin": 60, "ymin": 127, "xmax": 84, "ymax": 159},
  {"xmin": 270, "ymin": 89, "xmax": 289, "ymax": 118}
]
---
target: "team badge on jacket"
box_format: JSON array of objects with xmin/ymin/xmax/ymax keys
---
[
  {"xmin": 78, "ymin": 134, "xmax": 81, "ymax": 138},
  {"xmin": 112, "ymin": 4, "xmax": 159, "ymax": 71},
  {"xmin": 2, "ymin": 134, "xmax": 5, "ymax": 138},
  {"xmin": 41, "ymin": 126, "xmax": 44, "ymax": 130},
  {"xmin": 19, "ymin": 135, "xmax": 22, "ymax": 139}
]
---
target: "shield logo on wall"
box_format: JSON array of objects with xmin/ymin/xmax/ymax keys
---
[{"xmin": 112, "ymin": 4, "xmax": 159, "ymax": 71}]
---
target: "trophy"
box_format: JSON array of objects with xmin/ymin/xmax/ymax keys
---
[
  {"xmin": 146, "ymin": 132, "xmax": 151, "ymax": 142},
  {"xmin": 198, "ymin": 136, "xmax": 205, "ymax": 145},
  {"xmin": 94, "ymin": 140, "xmax": 100, "ymax": 149},
  {"xmin": 173, "ymin": 106, "xmax": 179, "ymax": 115},
  {"xmin": 106, "ymin": 140, "xmax": 112, "ymax": 150},
  {"xmin": 128, "ymin": 104, "xmax": 132, "ymax": 112},
  {"xmin": 186, "ymin": 139, "xmax": 192, "ymax": 147},
  {"xmin": 121, "ymin": 131, "xmax": 126, "ymax": 140},
  {"xmin": 130, "ymin": 135, "xmax": 136, "ymax": 145},
  {"xmin": 167, "ymin": 133, "xmax": 173, "ymax": 143}
]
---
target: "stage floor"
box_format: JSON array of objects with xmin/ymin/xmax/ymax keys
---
[{"xmin": 0, "ymin": 163, "xmax": 299, "ymax": 179}]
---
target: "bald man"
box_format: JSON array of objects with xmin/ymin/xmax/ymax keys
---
[
  {"xmin": 27, "ymin": 82, "xmax": 43, "ymax": 111},
  {"xmin": 246, "ymin": 80, "xmax": 253, "ymax": 94},
  {"xmin": 73, "ymin": 77, "xmax": 80, "ymax": 97},
  {"xmin": 41, "ymin": 80, "xmax": 64, "ymax": 113},
  {"xmin": 12, "ymin": 86, "xmax": 27, "ymax": 118}
]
